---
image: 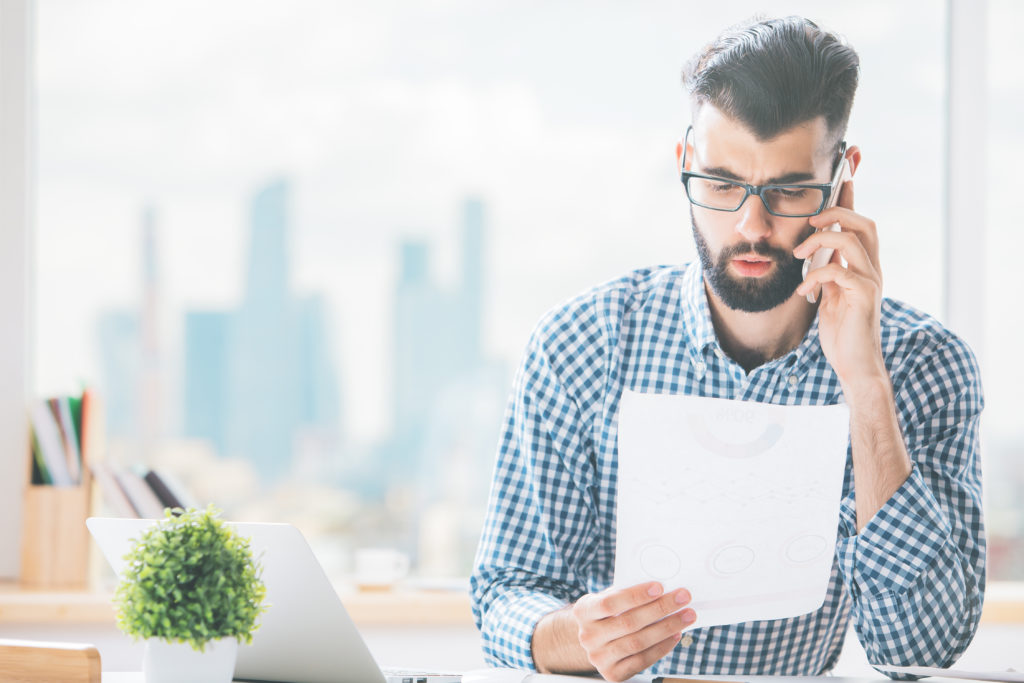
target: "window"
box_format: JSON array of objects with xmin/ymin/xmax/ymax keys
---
[
  {"xmin": 983, "ymin": 0, "xmax": 1024, "ymax": 580},
  {"xmin": 34, "ymin": 1, "xmax": 1010, "ymax": 582}
]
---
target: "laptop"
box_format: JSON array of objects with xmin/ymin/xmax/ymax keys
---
[{"xmin": 87, "ymin": 517, "xmax": 462, "ymax": 683}]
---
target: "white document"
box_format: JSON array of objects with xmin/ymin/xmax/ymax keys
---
[
  {"xmin": 614, "ymin": 390, "xmax": 850, "ymax": 629},
  {"xmin": 872, "ymin": 665, "xmax": 1024, "ymax": 683}
]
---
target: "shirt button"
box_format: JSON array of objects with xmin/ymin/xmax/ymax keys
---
[
  {"xmin": 788, "ymin": 374, "xmax": 799, "ymax": 387},
  {"xmin": 713, "ymin": 347, "xmax": 724, "ymax": 359},
  {"xmin": 680, "ymin": 634, "xmax": 694, "ymax": 647}
]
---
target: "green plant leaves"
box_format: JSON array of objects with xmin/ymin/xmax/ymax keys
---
[{"xmin": 113, "ymin": 505, "xmax": 267, "ymax": 652}]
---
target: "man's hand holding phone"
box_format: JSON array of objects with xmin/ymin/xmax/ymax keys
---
[
  {"xmin": 801, "ymin": 157, "xmax": 852, "ymax": 304},
  {"xmin": 533, "ymin": 581, "xmax": 696, "ymax": 683},
  {"xmin": 794, "ymin": 171, "xmax": 887, "ymax": 393}
]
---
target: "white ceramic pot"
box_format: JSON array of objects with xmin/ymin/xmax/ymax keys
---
[{"xmin": 143, "ymin": 636, "xmax": 238, "ymax": 683}]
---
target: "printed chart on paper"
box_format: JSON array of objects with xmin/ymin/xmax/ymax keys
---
[{"xmin": 614, "ymin": 390, "xmax": 850, "ymax": 629}]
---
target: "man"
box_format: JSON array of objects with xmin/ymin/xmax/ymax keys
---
[{"xmin": 470, "ymin": 15, "xmax": 985, "ymax": 683}]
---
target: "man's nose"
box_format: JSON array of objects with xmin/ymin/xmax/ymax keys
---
[{"xmin": 734, "ymin": 193, "xmax": 772, "ymax": 242}]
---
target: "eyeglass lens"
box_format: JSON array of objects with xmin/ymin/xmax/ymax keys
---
[{"xmin": 686, "ymin": 177, "xmax": 825, "ymax": 217}]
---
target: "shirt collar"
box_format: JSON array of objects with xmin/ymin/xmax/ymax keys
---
[{"xmin": 681, "ymin": 261, "xmax": 718, "ymax": 354}]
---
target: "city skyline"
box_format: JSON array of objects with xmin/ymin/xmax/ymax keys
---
[
  {"xmin": 36, "ymin": 1, "xmax": 1024, "ymax": 578},
  {"xmin": 185, "ymin": 179, "xmax": 341, "ymax": 481},
  {"xmin": 97, "ymin": 184, "xmax": 502, "ymax": 491},
  {"xmin": 94, "ymin": 182, "xmax": 505, "ymax": 572}
]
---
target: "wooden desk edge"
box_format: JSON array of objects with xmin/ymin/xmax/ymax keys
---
[
  {"xmin": 2, "ymin": 582, "xmax": 1023, "ymax": 626},
  {"xmin": 0, "ymin": 584, "xmax": 474, "ymax": 626}
]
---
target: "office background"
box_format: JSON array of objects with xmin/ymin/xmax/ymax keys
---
[{"xmin": 4, "ymin": 0, "xmax": 1021, "ymax": 583}]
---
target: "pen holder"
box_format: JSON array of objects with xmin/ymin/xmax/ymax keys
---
[{"xmin": 19, "ymin": 482, "xmax": 91, "ymax": 589}]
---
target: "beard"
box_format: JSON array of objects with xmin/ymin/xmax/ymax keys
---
[{"xmin": 691, "ymin": 208, "xmax": 814, "ymax": 313}]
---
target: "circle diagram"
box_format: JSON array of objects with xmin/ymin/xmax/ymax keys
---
[
  {"xmin": 686, "ymin": 414, "xmax": 784, "ymax": 459},
  {"xmin": 639, "ymin": 545, "xmax": 682, "ymax": 580},
  {"xmin": 710, "ymin": 545, "xmax": 756, "ymax": 576},
  {"xmin": 784, "ymin": 534, "xmax": 828, "ymax": 564}
]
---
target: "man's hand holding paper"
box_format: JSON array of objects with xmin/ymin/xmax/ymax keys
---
[{"xmin": 558, "ymin": 582, "xmax": 695, "ymax": 682}]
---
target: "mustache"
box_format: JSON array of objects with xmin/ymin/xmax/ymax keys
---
[{"xmin": 719, "ymin": 241, "xmax": 792, "ymax": 261}]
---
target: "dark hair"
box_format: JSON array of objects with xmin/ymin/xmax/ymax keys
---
[{"xmin": 682, "ymin": 16, "xmax": 859, "ymax": 148}]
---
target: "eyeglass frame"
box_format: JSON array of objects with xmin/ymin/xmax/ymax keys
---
[{"xmin": 679, "ymin": 125, "xmax": 847, "ymax": 218}]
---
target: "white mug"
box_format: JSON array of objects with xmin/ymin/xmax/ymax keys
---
[{"xmin": 354, "ymin": 547, "xmax": 410, "ymax": 590}]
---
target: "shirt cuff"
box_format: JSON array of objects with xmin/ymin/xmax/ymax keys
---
[
  {"xmin": 836, "ymin": 464, "xmax": 953, "ymax": 600},
  {"xmin": 480, "ymin": 588, "xmax": 569, "ymax": 670}
]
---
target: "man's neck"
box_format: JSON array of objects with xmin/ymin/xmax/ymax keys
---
[{"xmin": 703, "ymin": 278, "xmax": 817, "ymax": 374}]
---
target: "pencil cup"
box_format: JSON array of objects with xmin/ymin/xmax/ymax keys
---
[{"xmin": 19, "ymin": 483, "xmax": 91, "ymax": 589}]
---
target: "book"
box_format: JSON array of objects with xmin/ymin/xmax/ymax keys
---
[
  {"xmin": 154, "ymin": 470, "xmax": 198, "ymax": 510},
  {"xmin": 144, "ymin": 470, "xmax": 184, "ymax": 510},
  {"xmin": 53, "ymin": 397, "xmax": 82, "ymax": 484},
  {"xmin": 68, "ymin": 394, "xmax": 83, "ymax": 446},
  {"xmin": 29, "ymin": 427, "xmax": 50, "ymax": 485},
  {"xmin": 78, "ymin": 389, "xmax": 103, "ymax": 473},
  {"xmin": 29, "ymin": 400, "xmax": 73, "ymax": 486},
  {"xmin": 91, "ymin": 462, "xmax": 138, "ymax": 518},
  {"xmin": 114, "ymin": 469, "xmax": 165, "ymax": 518}
]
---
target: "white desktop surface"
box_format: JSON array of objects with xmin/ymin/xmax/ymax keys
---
[{"xmin": 99, "ymin": 677, "xmax": 896, "ymax": 683}]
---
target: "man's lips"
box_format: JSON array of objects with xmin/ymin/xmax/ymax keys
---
[{"xmin": 731, "ymin": 256, "xmax": 773, "ymax": 277}]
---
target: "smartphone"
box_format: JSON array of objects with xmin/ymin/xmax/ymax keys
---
[{"xmin": 801, "ymin": 157, "xmax": 851, "ymax": 303}]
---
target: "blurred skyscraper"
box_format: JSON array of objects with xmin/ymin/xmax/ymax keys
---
[
  {"xmin": 353, "ymin": 197, "xmax": 504, "ymax": 568},
  {"xmin": 97, "ymin": 205, "xmax": 163, "ymax": 456},
  {"xmin": 182, "ymin": 310, "xmax": 232, "ymax": 455},
  {"xmin": 182, "ymin": 179, "xmax": 341, "ymax": 481},
  {"xmin": 392, "ymin": 197, "xmax": 486, "ymax": 433},
  {"xmin": 97, "ymin": 310, "xmax": 142, "ymax": 439},
  {"xmin": 382, "ymin": 198, "xmax": 488, "ymax": 478}
]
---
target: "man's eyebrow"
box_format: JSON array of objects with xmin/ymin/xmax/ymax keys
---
[{"xmin": 701, "ymin": 165, "xmax": 818, "ymax": 185}]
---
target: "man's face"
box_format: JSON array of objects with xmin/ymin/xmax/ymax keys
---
[{"xmin": 684, "ymin": 106, "xmax": 837, "ymax": 313}]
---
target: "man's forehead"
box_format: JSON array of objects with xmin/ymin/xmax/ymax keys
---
[{"xmin": 692, "ymin": 105, "xmax": 833, "ymax": 174}]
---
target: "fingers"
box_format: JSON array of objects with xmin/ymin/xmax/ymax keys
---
[
  {"xmin": 601, "ymin": 632, "xmax": 684, "ymax": 683},
  {"xmin": 793, "ymin": 229, "xmax": 877, "ymax": 284},
  {"xmin": 587, "ymin": 609, "xmax": 697, "ymax": 682},
  {"xmin": 808, "ymin": 206, "xmax": 879, "ymax": 273},
  {"xmin": 598, "ymin": 589, "xmax": 693, "ymax": 643},
  {"xmin": 572, "ymin": 583, "xmax": 698, "ymax": 682},
  {"xmin": 576, "ymin": 582, "xmax": 665, "ymax": 621},
  {"xmin": 837, "ymin": 178, "xmax": 854, "ymax": 210},
  {"xmin": 796, "ymin": 263, "xmax": 880, "ymax": 304}
]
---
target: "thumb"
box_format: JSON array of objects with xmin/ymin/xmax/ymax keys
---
[{"xmin": 837, "ymin": 178, "xmax": 855, "ymax": 210}]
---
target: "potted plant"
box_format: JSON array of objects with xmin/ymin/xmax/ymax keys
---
[{"xmin": 114, "ymin": 506, "xmax": 267, "ymax": 683}]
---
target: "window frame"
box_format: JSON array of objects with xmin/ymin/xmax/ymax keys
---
[
  {"xmin": 944, "ymin": 0, "xmax": 988, "ymax": 358},
  {"xmin": 0, "ymin": 0, "xmax": 34, "ymax": 580}
]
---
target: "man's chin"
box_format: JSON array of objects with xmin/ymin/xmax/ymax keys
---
[
  {"xmin": 708, "ymin": 268, "xmax": 802, "ymax": 313},
  {"xmin": 689, "ymin": 216, "xmax": 809, "ymax": 312}
]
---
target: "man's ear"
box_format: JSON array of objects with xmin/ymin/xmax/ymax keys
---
[
  {"xmin": 675, "ymin": 139, "xmax": 694, "ymax": 174},
  {"xmin": 845, "ymin": 144, "xmax": 862, "ymax": 177}
]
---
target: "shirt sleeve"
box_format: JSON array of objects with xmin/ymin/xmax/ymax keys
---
[
  {"xmin": 469, "ymin": 320, "xmax": 603, "ymax": 670},
  {"xmin": 834, "ymin": 335, "xmax": 986, "ymax": 678}
]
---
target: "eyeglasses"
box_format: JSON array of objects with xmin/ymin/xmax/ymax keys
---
[{"xmin": 680, "ymin": 125, "xmax": 846, "ymax": 218}]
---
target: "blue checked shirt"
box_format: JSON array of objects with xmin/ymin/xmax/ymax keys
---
[{"xmin": 470, "ymin": 262, "xmax": 985, "ymax": 677}]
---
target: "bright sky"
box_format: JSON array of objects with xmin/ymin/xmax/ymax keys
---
[{"xmin": 33, "ymin": 0, "xmax": 1020, "ymax": 448}]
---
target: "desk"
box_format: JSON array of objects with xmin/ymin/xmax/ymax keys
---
[
  {"xmin": 96, "ymin": 676, "xmax": 892, "ymax": 683},
  {"xmin": 3, "ymin": 582, "xmax": 1022, "ymax": 626},
  {"xmin": 0, "ymin": 583, "xmax": 474, "ymax": 626},
  {"xmin": 92, "ymin": 675, "xmax": 995, "ymax": 683},
  {"xmin": 3, "ymin": 585, "xmax": 1022, "ymax": 679},
  {"xmin": 9, "ymin": 627, "xmax": 1024, "ymax": 681}
]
